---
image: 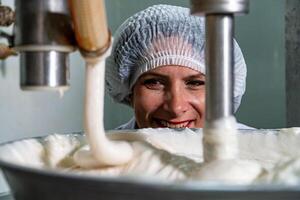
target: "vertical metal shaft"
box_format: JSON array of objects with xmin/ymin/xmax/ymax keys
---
[
  {"xmin": 205, "ymin": 15, "xmax": 234, "ymax": 122},
  {"xmin": 190, "ymin": 0, "xmax": 249, "ymax": 125}
]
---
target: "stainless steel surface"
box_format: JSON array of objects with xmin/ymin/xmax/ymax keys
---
[
  {"xmin": 190, "ymin": 0, "xmax": 249, "ymax": 15},
  {"xmin": 13, "ymin": 0, "xmax": 76, "ymax": 90},
  {"xmin": 190, "ymin": 0, "xmax": 249, "ymax": 123},
  {"xmin": 205, "ymin": 15, "xmax": 234, "ymax": 122},
  {"xmin": 20, "ymin": 51, "xmax": 69, "ymax": 90},
  {"xmin": 14, "ymin": 0, "xmax": 74, "ymax": 46}
]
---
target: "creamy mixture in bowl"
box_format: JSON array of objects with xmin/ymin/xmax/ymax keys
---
[{"xmin": 1, "ymin": 128, "xmax": 300, "ymax": 185}]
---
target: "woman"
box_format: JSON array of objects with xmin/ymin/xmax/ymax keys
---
[{"xmin": 105, "ymin": 4, "xmax": 251, "ymax": 129}]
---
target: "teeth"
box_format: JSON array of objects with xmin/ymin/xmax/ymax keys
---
[{"xmin": 159, "ymin": 120, "xmax": 189, "ymax": 128}]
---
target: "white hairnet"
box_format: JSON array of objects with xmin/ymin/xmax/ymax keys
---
[{"xmin": 105, "ymin": 4, "xmax": 247, "ymax": 112}]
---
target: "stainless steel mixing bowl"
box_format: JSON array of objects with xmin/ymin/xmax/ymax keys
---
[{"xmin": 0, "ymin": 130, "xmax": 299, "ymax": 200}]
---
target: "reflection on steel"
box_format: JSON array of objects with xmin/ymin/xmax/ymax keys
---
[
  {"xmin": 190, "ymin": 0, "xmax": 249, "ymax": 14},
  {"xmin": 20, "ymin": 51, "xmax": 69, "ymax": 90},
  {"xmin": 14, "ymin": 0, "xmax": 76, "ymax": 91}
]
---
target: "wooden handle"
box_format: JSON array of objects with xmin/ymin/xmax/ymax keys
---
[{"xmin": 69, "ymin": 0, "xmax": 109, "ymax": 53}]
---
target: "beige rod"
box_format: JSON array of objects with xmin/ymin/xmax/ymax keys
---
[{"xmin": 68, "ymin": 0, "xmax": 110, "ymax": 56}]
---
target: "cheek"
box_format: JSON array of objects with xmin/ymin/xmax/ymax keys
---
[
  {"xmin": 190, "ymin": 89, "xmax": 206, "ymax": 116},
  {"xmin": 132, "ymin": 86, "xmax": 164, "ymax": 118},
  {"xmin": 192, "ymin": 89, "xmax": 205, "ymax": 107},
  {"xmin": 198, "ymin": 90, "xmax": 205, "ymax": 110}
]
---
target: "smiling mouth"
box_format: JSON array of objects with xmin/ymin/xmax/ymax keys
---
[{"xmin": 155, "ymin": 119, "xmax": 193, "ymax": 128}]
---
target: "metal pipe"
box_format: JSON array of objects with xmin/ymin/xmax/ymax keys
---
[
  {"xmin": 13, "ymin": 0, "xmax": 76, "ymax": 91},
  {"xmin": 190, "ymin": 0, "xmax": 249, "ymax": 15},
  {"xmin": 20, "ymin": 51, "xmax": 69, "ymax": 90},
  {"xmin": 190, "ymin": 0, "xmax": 249, "ymax": 125},
  {"xmin": 205, "ymin": 14, "xmax": 234, "ymax": 122}
]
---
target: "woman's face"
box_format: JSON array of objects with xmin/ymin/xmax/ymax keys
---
[{"xmin": 131, "ymin": 65, "xmax": 205, "ymax": 128}]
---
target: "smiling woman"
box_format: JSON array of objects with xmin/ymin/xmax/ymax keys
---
[
  {"xmin": 132, "ymin": 66, "xmax": 205, "ymax": 128},
  {"xmin": 105, "ymin": 4, "xmax": 250, "ymax": 129}
]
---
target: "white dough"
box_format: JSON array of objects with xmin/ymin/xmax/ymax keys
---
[
  {"xmin": 200, "ymin": 116, "xmax": 263, "ymax": 184},
  {"xmin": 2, "ymin": 128, "xmax": 300, "ymax": 185},
  {"xmin": 74, "ymin": 45, "xmax": 133, "ymax": 168},
  {"xmin": 203, "ymin": 116, "xmax": 239, "ymax": 162}
]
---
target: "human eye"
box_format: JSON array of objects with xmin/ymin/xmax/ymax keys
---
[
  {"xmin": 143, "ymin": 78, "xmax": 164, "ymax": 90},
  {"xmin": 186, "ymin": 79, "xmax": 205, "ymax": 89}
]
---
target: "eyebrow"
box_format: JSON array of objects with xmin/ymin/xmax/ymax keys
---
[
  {"xmin": 139, "ymin": 72, "xmax": 169, "ymax": 79},
  {"xmin": 186, "ymin": 74, "xmax": 205, "ymax": 79},
  {"xmin": 140, "ymin": 72, "xmax": 205, "ymax": 79}
]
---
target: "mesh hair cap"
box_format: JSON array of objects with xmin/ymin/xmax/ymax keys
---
[{"xmin": 105, "ymin": 4, "xmax": 247, "ymax": 112}]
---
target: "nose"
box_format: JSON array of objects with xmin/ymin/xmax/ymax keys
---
[{"xmin": 164, "ymin": 85, "xmax": 189, "ymax": 117}]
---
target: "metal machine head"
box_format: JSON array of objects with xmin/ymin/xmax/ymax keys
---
[{"xmin": 0, "ymin": 0, "xmax": 76, "ymax": 91}]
